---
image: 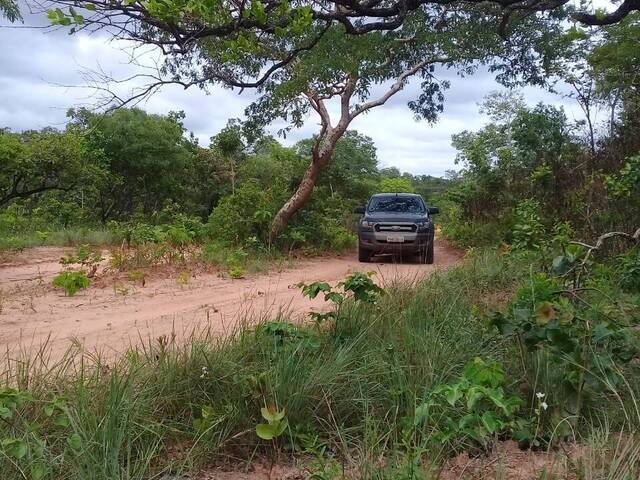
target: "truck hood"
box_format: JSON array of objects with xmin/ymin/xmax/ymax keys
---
[{"xmin": 364, "ymin": 212, "xmax": 428, "ymax": 223}]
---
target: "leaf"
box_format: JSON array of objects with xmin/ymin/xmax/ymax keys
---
[
  {"xmin": 260, "ymin": 406, "xmax": 275, "ymax": 422},
  {"xmin": 593, "ymin": 322, "xmax": 613, "ymax": 343},
  {"xmin": 2, "ymin": 438, "xmax": 28, "ymax": 459},
  {"xmin": 66, "ymin": 433, "xmax": 82, "ymax": 450},
  {"xmin": 444, "ymin": 385, "xmax": 463, "ymax": 406},
  {"xmin": 535, "ymin": 302, "xmax": 556, "ymax": 326},
  {"xmin": 54, "ymin": 414, "xmax": 70, "ymax": 427},
  {"xmin": 256, "ymin": 423, "xmax": 276, "ymax": 440},
  {"xmin": 324, "ymin": 292, "xmax": 344, "ymax": 305},
  {"xmin": 84, "ymin": 3, "xmax": 96, "ymax": 10},
  {"xmin": 31, "ymin": 465, "xmax": 47, "ymax": 480},
  {"xmin": 466, "ymin": 386, "xmax": 484, "ymax": 410},
  {"xmin": 44, "ymin": 404, "xmax": 55, "ymax": 417},
  {"xmin": 0, "ymin": 406, "xmax": 12, "ymax": 419},
  {"xmin": 275, "ymin": 417, "xmax": 288, "ymax": 436},
  {"xmin": 481, "ymin": 411, "xmax": 500, "ymax": 434},
  {"xmin": 551, "ymin": 255, "xmax": 571, "ymax": 276}
]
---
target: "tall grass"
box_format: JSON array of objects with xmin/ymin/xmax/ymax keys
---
[
  {"xmin": 0, "ymin": 228, "xmax": 116, "ymax": 251},
  {"xmin": 0, "ymin": 250, "xmax": 638, "ymax": 479}
]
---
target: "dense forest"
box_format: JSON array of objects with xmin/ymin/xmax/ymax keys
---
[{"xmin": 1, "ymin": 0, "xmax": 639, "ymax": 479}]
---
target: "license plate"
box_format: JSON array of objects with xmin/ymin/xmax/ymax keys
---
[{"xmin": 386, "ymin": 235, "xmax": 405, "ymax": 243}]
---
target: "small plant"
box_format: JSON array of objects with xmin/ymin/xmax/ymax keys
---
[
  {"xmin": 113, "ymin": 281, "xmax": 129, "ymax": 296},
  {"xmin": 299, "ymin": 271, "xmax": 384, "ymax": 325},
  {"xmin": 60, "ymin": 244, "xmax": 102, "ymax": 277},
  {"xmin": 228, "ymin": 265, "xmax": 246, "ymax": 279},
  {"xmin": 176, "ymin": 270, "xmax": 190, "ymax": 287},
  {"xmin": 52, "ymin": 271, "xmax": 90, "ymax": 296},
  {"xmin": 512, "ymin": 199, "xmax": 545, "ymax": 250},
  {"xmin": 0, "ymin": 388, "xmax": 77, "ymax": 480},
  {"xmin": 415, "ymin": 358, "xmax": 522, "ymax": 452},
  {"xmin": 127, "ymin": 270, "xmax": 146, "ymax": 286},
  {"xmin": 256, "ymin": 405, "xmax": 288, "ymax": 440},
  {"xmin": 227, "ymin": 248, "xmax": 248, "ymax": 279}
]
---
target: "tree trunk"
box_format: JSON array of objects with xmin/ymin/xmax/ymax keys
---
[{"xmin": 269, "ymin": 132, "xmax": 338, "ymax": 244}]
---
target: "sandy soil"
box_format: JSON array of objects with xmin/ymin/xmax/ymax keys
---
[
  {"xmin": 199, "ymin": 441, "xmax": 579, "ymax": 479},
  {"xmin": 0, "ymin": 243, "xmax": 461, "ymax": 359}
]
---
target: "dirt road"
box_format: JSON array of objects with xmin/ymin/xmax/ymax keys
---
[{"xmin": 0, "ymin": 244, "xmax": 461, "ymax": 359}]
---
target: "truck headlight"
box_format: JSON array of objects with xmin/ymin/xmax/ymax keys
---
[{"xmin": 361, "ymin": 220, "xmax": 375, "ymax": 230}]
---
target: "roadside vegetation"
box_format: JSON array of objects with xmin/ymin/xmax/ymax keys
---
[
  {"xmin": 1, "ymin": 117, "xmax": 445, "ymax": 278},
  {"xmin": 1, "ymin": 2, "xmax": 639, "ymax": 479},
  {"xmin": 1, "ymin": 241, "xmax": 639, "ymax": 479}
]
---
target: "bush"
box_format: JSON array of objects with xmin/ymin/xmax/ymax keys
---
[{"xmin": 52, "ymin": 271, "xmax": 90, "ymax": 296}]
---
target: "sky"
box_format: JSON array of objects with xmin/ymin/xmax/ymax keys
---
[{"xmin": 0, "ymin": 7, "xmax": 593, "ymax": 177}]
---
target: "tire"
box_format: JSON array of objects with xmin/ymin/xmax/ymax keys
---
[
  {"xmin": 425, "ymin": 240, "xmax": 435, "ymax": 264},
  {"xmin": 419, "ymin": 241, "xmax": 435, "ymax": 264},
  {"xmin": 358, "ymin": 244, "xmax": 372, "ymax": 263}
]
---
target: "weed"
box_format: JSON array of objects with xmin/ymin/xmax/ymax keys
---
[
  {"xmin": 177, "ymin": 270, "xmax": 191, "ymax": 287},
  {"xmin": 52, "ymin": 271, "xmax": 90, "ymax": 296}
]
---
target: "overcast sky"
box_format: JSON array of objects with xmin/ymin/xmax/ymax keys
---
[{"xmin": 0, "ymin": 8, "xmax": 593, "ymax": 176}]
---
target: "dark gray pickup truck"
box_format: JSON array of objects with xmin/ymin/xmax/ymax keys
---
[{"xmin": 353, "ymin": 193, "xmax": 439, "ymax": 264}]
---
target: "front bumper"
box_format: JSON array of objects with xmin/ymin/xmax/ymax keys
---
[{"xmin": 359, "ymin": 229, "xmax": 431, "ymax": 254}]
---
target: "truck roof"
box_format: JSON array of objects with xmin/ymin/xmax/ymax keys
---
[{"xmin": 370, "ymin": 192, "xmax": 422, "ymax": 197}]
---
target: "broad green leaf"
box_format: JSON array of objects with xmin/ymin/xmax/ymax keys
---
[
  {"xmin": 481, "ymin": 411, "xmax": 500, "ymax": 434},
  {"xmin": 444, "ymin": 384, "xmax": 463, "ymax": 406},
  {"xmin": 66, "ymin": 433, "xmax": 82, "ymax": 450},
  {"xmin": 256, "ymin": 423, "xmax": 276, "ymax": 440}
]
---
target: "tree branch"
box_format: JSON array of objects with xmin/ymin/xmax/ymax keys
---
[{"xmin": 350, "ymin": 57, "xmax": 443, "ymax": 119}]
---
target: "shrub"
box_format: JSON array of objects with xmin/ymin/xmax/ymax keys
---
[
  {"xmin": 52, "ymin": 271, "xmax": 90, "ymax": 296},
  {"xmin": 512, "ymin": 199, "xmax": 545, "ymax": 250}
]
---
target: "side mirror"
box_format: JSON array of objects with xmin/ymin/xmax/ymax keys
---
[
  {"xmin": 428, "ymin": 207, "xmax": 440, "ymax": 215},
  {"xmin": 353, "ymin": 206, "xmax": 366, "ymax": 214}
]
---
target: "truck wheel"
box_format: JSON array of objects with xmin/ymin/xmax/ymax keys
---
[
  {"xmin": 358, "ymin": 245, "xmax": 372, "ymax": 263},
  {"xmin": 425, "ymin": 241, "xmax": 435, "ymax": 264},
  {"xmin": 420, "ymin": 242, "xmax": 435, "ymax": 264}
]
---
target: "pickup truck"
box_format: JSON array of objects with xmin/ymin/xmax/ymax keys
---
[{"xmin": 353, "ymin": 193, "xmax": 439, "ymax": 263}]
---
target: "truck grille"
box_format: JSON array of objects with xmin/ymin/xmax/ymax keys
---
[{"xmin": 374, "ymin": 223, "xmax": 417, "ymax": 232}]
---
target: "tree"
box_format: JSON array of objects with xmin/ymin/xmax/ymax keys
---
[
  {"xmin": 0, "ymin": 128, "xmax": 101, "ymax": 207},
  {"xmin": 38, "ymin": 0, "xmax": 585, "ymax": 241},
  {"xmin": 296, "ymin": 130, "xmax": 379, "ymax": 203},
  {"xmin": 69, "ymin": 108, "xmax": 196, "ymax": 221},
  {"xmin": 209, "ymin": 120, "xmax": 250, "ymax": 195},
  {"xmin": 234, "ymin": 10, "xmax": 563, "ymax": 242},
  {"xmin": 0, "ymin": 0, "xmax": 20, "ymax": 22},
  {"xmin": 40, "ymin": 0, "xmax": 639, "ymax": 76},
  {"xmin": 589, "ymin": 13, "xmax": 640, "ymax": 135},
  {"xmin": 379, "ymin": 177, "xmax": 416, "ymax": 193}
]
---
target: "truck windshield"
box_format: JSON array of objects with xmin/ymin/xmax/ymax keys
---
[{"xmin": 368, "ymin": 196, "xmax": 425, "ymax": 214}]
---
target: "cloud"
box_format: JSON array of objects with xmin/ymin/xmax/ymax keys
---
[{"xmin": 0, "ymin": 9, "xmax": 586, "ymax": 176}]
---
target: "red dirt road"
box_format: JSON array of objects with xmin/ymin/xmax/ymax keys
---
[{"xmin": 0, "ymin": 244, "xmax": 461, "ymax": 359}]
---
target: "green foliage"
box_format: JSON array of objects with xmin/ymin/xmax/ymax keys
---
[
  {"xmin": 617, "ymin": 248, "xmax": 640, "ymax": 292},
  {"xmin": 512, "ymin": 199, "xmax": 545, "ymax": 250},
  {"xmin": 255, "ymin": 406, "xmax": 288, "ymax": 440},
  {"xmin": 0, "ymin": 127, "xmax": 105, "ymax": 209},
  {"xmin": 379, "ymin": 177, "xmax": 416, "ymax": 193},
  {"xmin": 416, "ymin": 358, "xmax": 522, "ymax": 451},
  {"xmin": 0, "ymin": 0, "xmax": 21, "ymax": 22},
  {"xmin": 226, "ymin": 248, "xmax": 248, "ymax": 278},
  {"xmin": 606, "ymin": 155, "xmax": 640, "ymax": 200},
  {"xmin": 52, "ymin": 271, "xmax": 90, "ymax": 296},
  {"xmin": 443, "ymin": 86, "xmax": 640, "ymax": 249},
  {"xmin": 489, "ymin": 242, "xmax": 640, "ymax": 426}
]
